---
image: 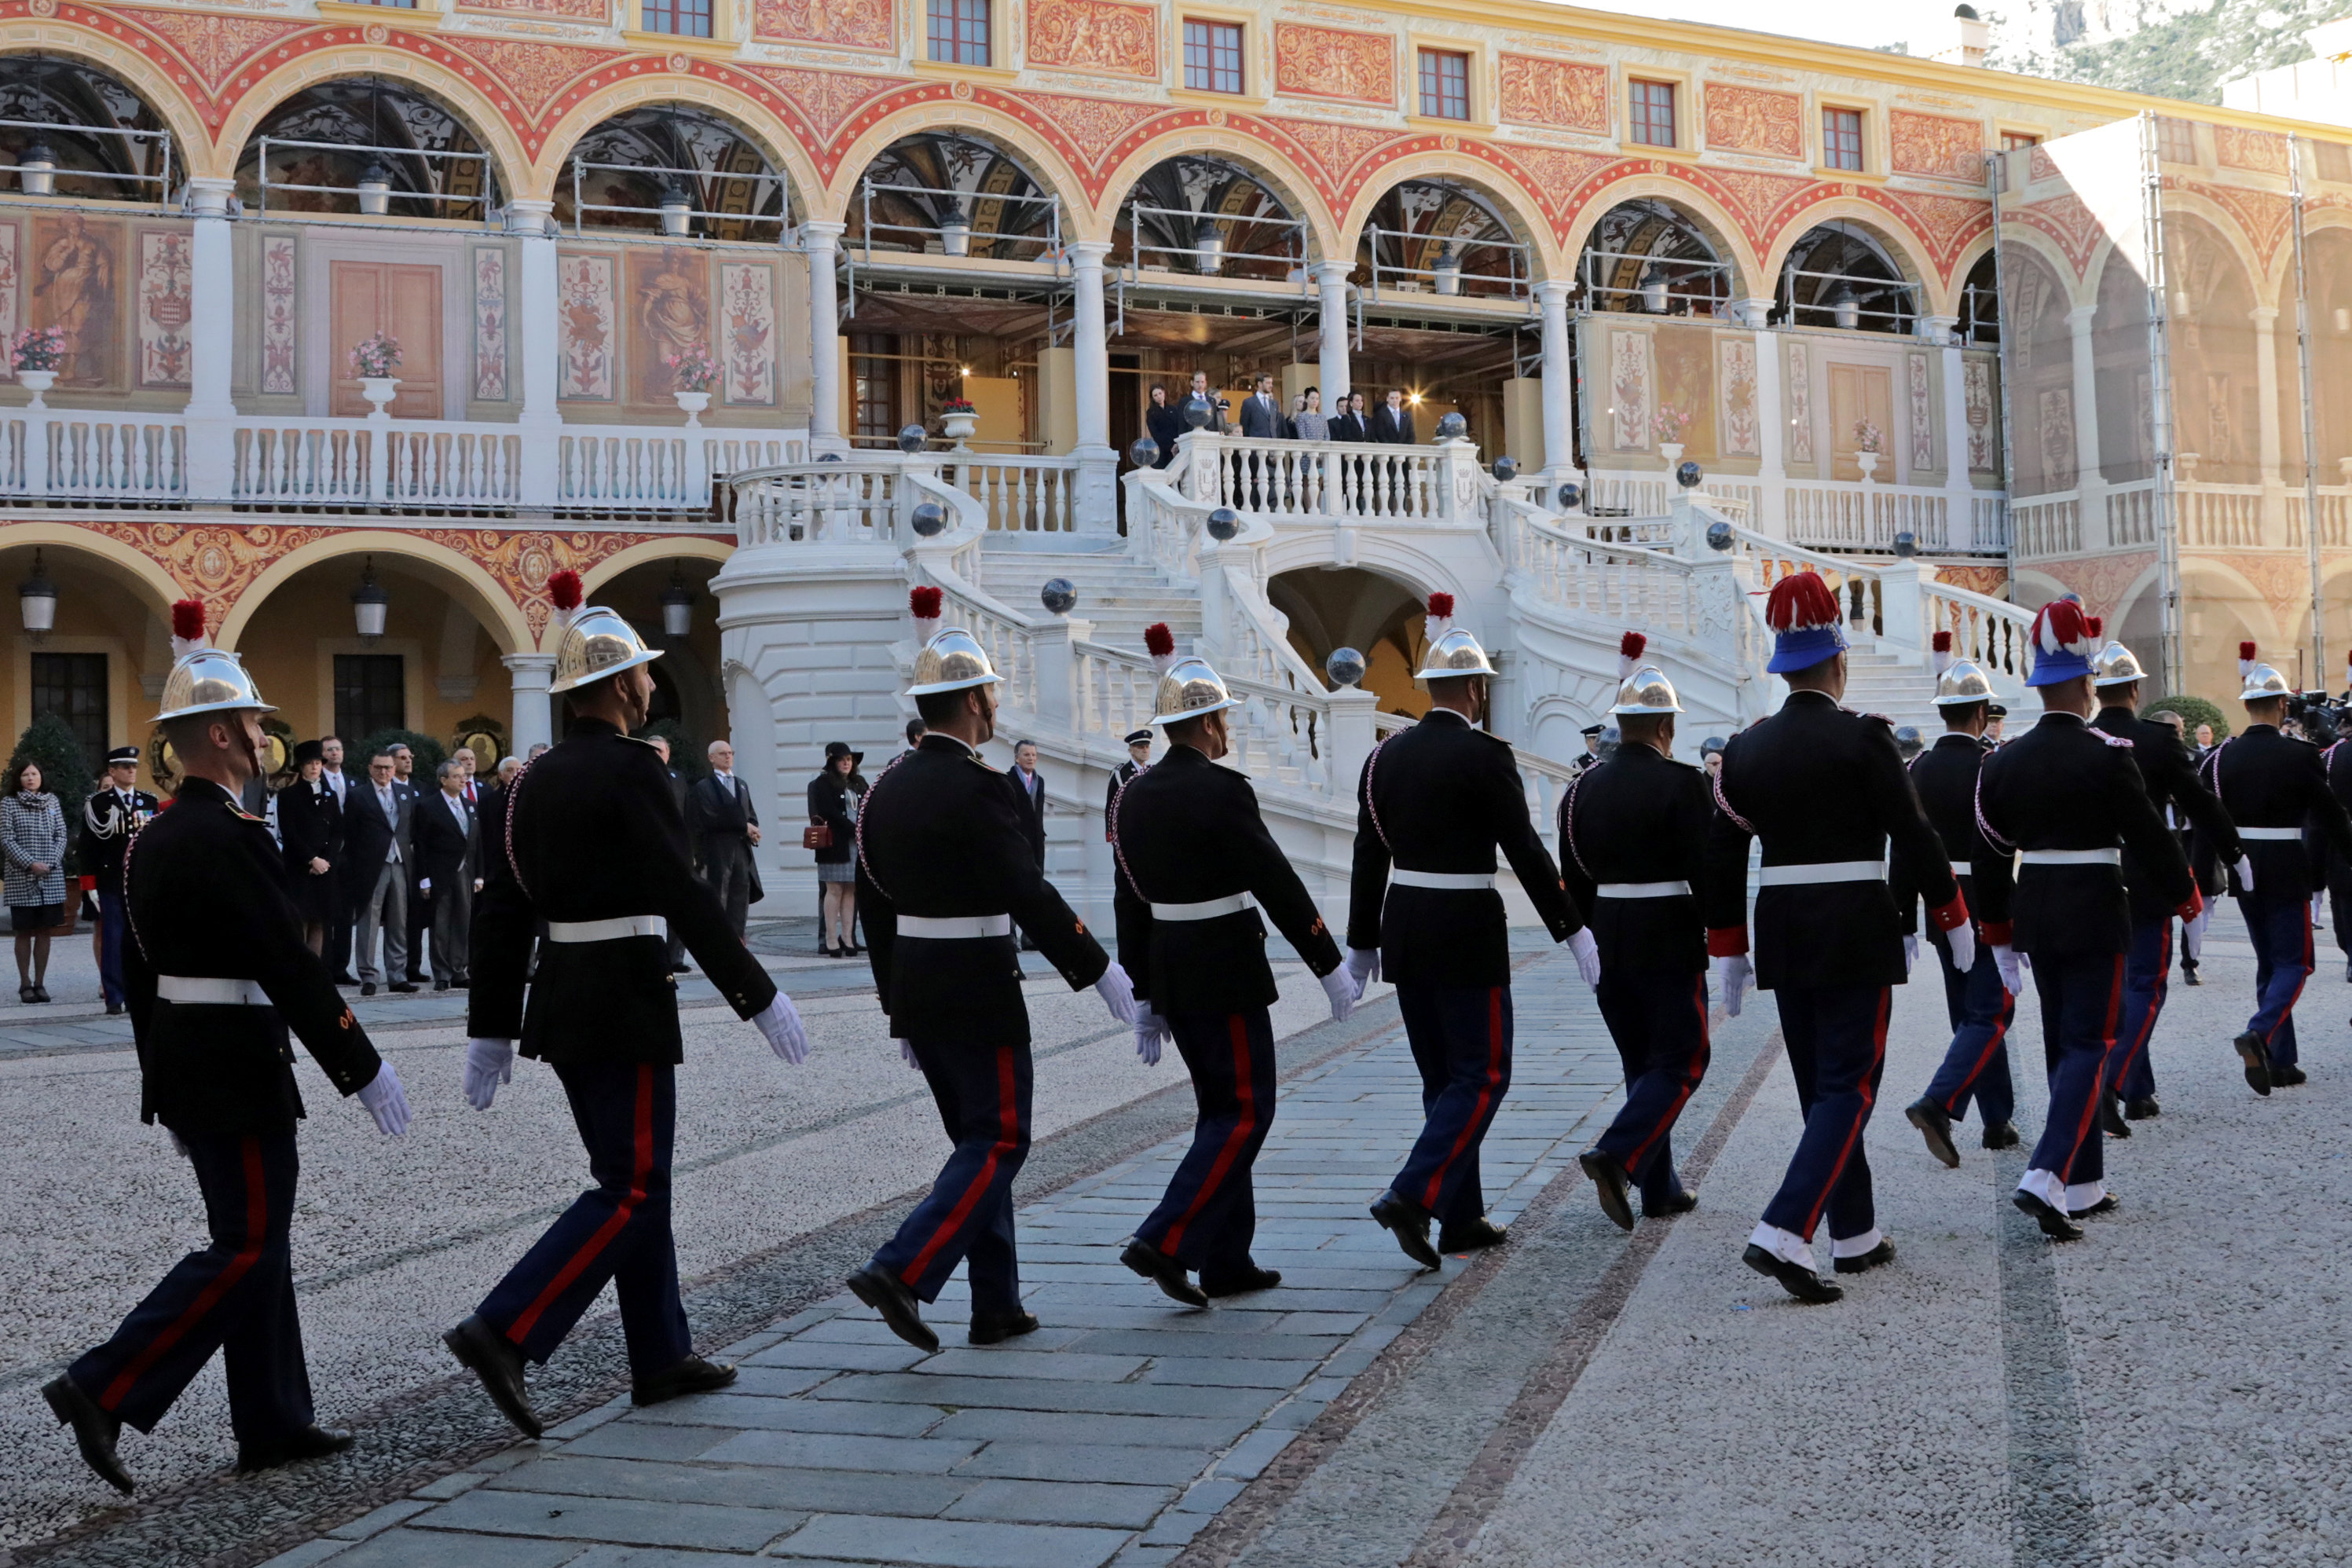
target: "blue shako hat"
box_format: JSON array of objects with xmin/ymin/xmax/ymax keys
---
[
  {"xmin": 2025, "ymin": 597, "xmax": 2100, "ymax": 687},
  {"xmin": 1763, "ymin": 570, "xmax": 1849, "ymax": 675}
]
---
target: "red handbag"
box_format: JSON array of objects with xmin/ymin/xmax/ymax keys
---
[{"xmin": 802, "ymin": 820, "xmax": 833, "ymax": 850}]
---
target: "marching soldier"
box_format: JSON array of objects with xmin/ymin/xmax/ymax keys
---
[
  {"xmin": 2089, "ymin": 639, "xmax": 2244, "ymax": 1120},
  {"xmin": 1708, "ymin": 572, "xmax": 1970, "ymax": 1303},
  {"xmin": 82, "ymin": 742, "xmax": 157, "ymax": 1016},
  {"xmin": 1976, "ymin": 602, "xmax": 2196, "ymax": 1237},
  {"xmin": 1896, "ymin": 639, "xmax": 2021, "ymax": 1163},
  {"xmin": 2324, "ymin": 729, "xmax": 2352, "ymax": 984},
  {"xmin": 1563, "ymin": 636, "xmax": 1710, "ymax": 1230},
  {"xmin": 45, "ymin": 606, "xmax": 411, "ymax": 1493},
  {"xmin": 849, "ymin": 587, "xmax": 1136, "ymax": 1351},
  {"xmin": 1104, "ymin": 727, "xmax": 1152, "ymax": 837},
  {"xmin": 2198, "ymin": 644, "xmax": 2352, "ymax": 1093},
  {"xmin": 445, "ymin": 572, "xmax": 805, "ymax": 1438},
  {"xmin": 1113, "ymin": 628, "xmax": 1357, "ymax": 1304},
  {"xmin": 1349, "ymin": 593, "xmax": 1596, "ymax": 1269}
]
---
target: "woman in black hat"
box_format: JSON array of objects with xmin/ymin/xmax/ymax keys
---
[
  {"xmin": 808, "ymin": 741, "xmax": 865, "ymax": 957},
  {"xmin": 278, "ymin": 739, "xmax": 345, "ymax": 955}
]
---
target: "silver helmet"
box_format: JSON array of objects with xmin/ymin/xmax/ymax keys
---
[
  {"xmin": 1607, "ymin": 664, "xmax": 1683, "ymax": 716},
  {"xmin": 1933, "ymin": 658, "xmax": 1996, "ymax": 706},
  {"xmin": 1416, "ymin": 627, "xmax": 1497, "ymax": 683},
  {"xmin": 1150, "ymin": 655, "xmax": 1240, "ymax": 727},
  {"xmin": 2240, "ymin": 661, "xmax": 2292, "ymax": 702},
  {"xmin": 551, "ymin": 604, "xmax": 664, "ymax": 694},
  {"xmin": 906, "ymin": 627, "xmax": 1003, "ymax": 696},
  {"xmin": 153, "ymin": 648, "xmax": 277, "ymax": 724},
  {"xmin": 2090, "ymin": 640, "xmax": 2146, "ymax": 688}
]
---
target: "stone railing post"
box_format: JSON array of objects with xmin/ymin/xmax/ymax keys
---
[
  {"xmin": 1325, "ymin": 687, "xmax": 1379, "ymax": 800},
  {"xmin": 1877, "ymin": 557, "xmax": 1926, "ymax": 656},
  {"xmin": 1434, "ymin": 438, "xmax": 1482, "ymax": 525},
  {"xmin": 1030, "ymin": 614, "xmax": 1090, "ymax": 731}
]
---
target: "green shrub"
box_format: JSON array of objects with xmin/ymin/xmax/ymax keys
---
[
  {"xmin": 637, "ymin": 718, "xmax": 708, "ymax": 781},
  {"xmin": 2144, "ymin": 694, "xmax": 2226, "ymax": 742},
  {"xmin": 352, "ymin": 728, "xmax": 447, "ymax": 779}
]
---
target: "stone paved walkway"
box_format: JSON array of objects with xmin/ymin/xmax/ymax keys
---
[{"xmin": 258, "ymin": 954, "xmax": 1620, "ymax": 1568}]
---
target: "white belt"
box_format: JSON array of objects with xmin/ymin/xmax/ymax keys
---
[
  {"xmin": 1391, "ymin": 870, "xmax": 1495, "ymax": 890},
  {"xmin": 1949, "ymin": 861, "xmax": 1973, "ymax": 877},
  {"xmin": 2239, "ymin": 826, "xmax": 2303, "ymax": 841},
  {"xmin": 899, "ymin": 914, "xmax": 1013, "ymax": 940},
  {"xmin": 2019, "ymin": 848, "xmax": 2122, "ymax": 866},
  {"xmin": 158, "ymin": 976, "xmax": 269, "ymax": 1007},
  {"xmin": 1597, "ymin": 881, "xmax": 1691, "ymax": 899},
  {"xmin": 1151, "ymin": 892, "xmax": 1256, "ymax": 921},
  {"xmin": 546, "ymin": 914, "xmax": 668, "ymax": 943},
  {"xmin": 1757, "ymin": 861, "xmax": 1886, "ymax": 886}
]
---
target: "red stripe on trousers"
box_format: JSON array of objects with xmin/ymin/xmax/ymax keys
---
[
  {"xmin": 2057, "ymin": 956, "xmax": 2125, "ymax": 1183},
  {"xmin": 903, "ymin": 1045, "xmax": 1021, "ymax": 1288},
  {"xmin": 507, "ymin": 1063, "xmax": 654, "ymax": 1344},
  {"xmin": 103, "ymin": 1136, "xmax": 267, "ymax": 1410},
  {"xmin": 1622, "ymin": 976, "xmax": 1711, "ymax": 1173},
  {"xmin": 2112, "ymin": 924, "xmax": 2170, "ymax": 1086},
  {"xmin": 1800, "ymin": 988, "xmax": 1889, "ymax": 1240},
  {"xmin": 1162, "ymin": 1015, "xmax": 1260, "ymax": 1254},
  {"xmin": 2263, "ymin": 903, "xmax": 2314, "ymax": 1047},
  {"xmin": 1422, "ymin": 988, "xmax": 1505, "ymax": 1211},
  {"xmin": 1944, "ymin": 969, "xmax": 2014, "ymax": 1115}
]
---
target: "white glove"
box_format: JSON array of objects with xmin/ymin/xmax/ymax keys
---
[
  {"xmin": 1945, "ymin": 920, "xmax": 1976, "ymax": 979},
  {"xmin": 357, "ymin": 1062, "xmax": 412, "ymax": 1138},
  {"xmin": 2236, "ymin": 853, "xmax": 2255, "ymax": 892},
  {"xmin": 753, "ymin": 992, "xmax": 808, "ymax": 1065},
  {"xmin": 1321, "ymin": 965, "xmax": 1360, "ymax": 1022},
  {"xmin": 1095, "ymin": 961, "xmax": 1139, "ymax": 1024},
  {"xmin": 1903, "ymin": 933, "xmax": 1919, "ymax": 975},
  {"xmin": 1346, "ymin": 947, "xmax": 1381, "ymax": 989},
  {"xmin": 463, "ymin": 1037, "xmax": 515, "ymax": 1111},
  {"xmin": 897, "ymin": 1038, "xmax": 921, "ymax": 1071},
  {"xmin": 2185, "ymin": 907, "xmax": 2209, "ymax": 961},
  {"xmin": 1134, "ymin": 1005, "xmax": 1170, "ymax": 1065},
  {"xmin": 1716, "ymin": 953, "xmax": 1752, "ymax": 1018},
  {"xmin": 1567, "ymin": 927, "xmax": 1602, "ymax": 989},
  {"xmin": 1993, "ymin": 943, "xmax": 2021, "ymax": 996}
]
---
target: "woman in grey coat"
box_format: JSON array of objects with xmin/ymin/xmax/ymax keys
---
[{"xmin": 2, "ymin": 761, "xmax": 69, "ymax": 1002}]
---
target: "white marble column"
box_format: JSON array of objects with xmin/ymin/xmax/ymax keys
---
[
  {"xmin": 1313, "ymin": 261, "xmax": 1353, "ymax": 409},
  {"xmin": 2252, "ymin": 304, "xmax": 2284, "ymax": 500},
  {"xmin": 803, "ymin": 221, "xmax": 847, "ymax": 452},
  {"xmin": 2066, "ymin": 303, "xmax": 2103, "ymax": 490},
  {"xmin": 504, "ymin": 653, "xmax": 557, "ymax": 757},
  {"xmin": 183, "ymin": 177, "xmax": 236, "ymax": 500},
  {"xmin": 1749, "ymin": 306, "xmax": 1785, "ymax": 536},
  {"xmin": 1940, "ymin": 339, "xmax": 1980, "ymax": 548},
  {"xmin": 1537, "ymin": 280, "xmax": 1574, "ymax": 478},
  {"xmin": 510, "ymin": 200, "xmax": 560, "ymax": 507},
  {"xmin": 1068, "ymin": 240, "xmax": 1118, "ymax": 531}
]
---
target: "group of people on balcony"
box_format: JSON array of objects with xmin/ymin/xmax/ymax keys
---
[{"xmin": 1143, "ymin": 372, "xmax": 1423, "ymax": 467}]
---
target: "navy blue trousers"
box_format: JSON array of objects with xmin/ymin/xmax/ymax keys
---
[
  {"xmin": 98, "ymin": 885, "xmax": 127, "ymax": 1009},
  {"xmin": 2105, "ymin": 915, "xmax": 2171, "ymax": 1103},
  {"xmin": 1919, "ymin": 927, "xmax": 2017, "ymax": 1127},
  {"xmin": 1137, "ymin": 1009, "xmax": 1277, "ymax": 1281},
  {"xmin": 1592, "ymin": 969, "xmax": 1708, "ymax": 1209},
  {"xmin": 872, "ymin": 1037, "xmax": 1031, "ymax": 1316},
  {"xmin": 1393, "ymin": 984, "xmax": 1512, "ymax": 1230},
  {"xmin": 1763, "ymin": 985, "xmax": 1889, "ymax": 1244},
  {"xmin": 70, "ymin": 1130, "xmax": 313, "ymax": 1442},
  {"xmin": 2028, "ymin": 951, "xmax": 2125, "ymax": 1188},
  {"xmin": 2240, "ymin": 894, "xmax": 2314, "ymax": 1068},
  {"xmin": 478, "ymin": 1061, "xmax": 690, "ymax": 1379}
]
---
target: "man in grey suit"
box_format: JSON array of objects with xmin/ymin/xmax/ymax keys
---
[
  {"xmin": 1238, "ymin": 374, "xmax": 1288, "ymax": 439},
  {"xmin": 689, "ymin": 738, "xmax": 762, "ymax": 938},
  {"xmin": 413, "ymin": 759, "xmax": 479, "ymax": 991},
  {"xmin": 345, "ymin": 749, "xmax": 416, "ymax": 996}
]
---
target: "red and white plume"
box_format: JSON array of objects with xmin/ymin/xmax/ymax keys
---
[
  {"xmin": 1425, "ymin": 592, "xmax": 1456, "ymax": 643},
  {"xmin": 1764, "ymin": 571, "xmax": 1840, "ymax": 634},
  {"xmin": 2030, "ymin": 598, "xmax": 2098, "ymax": 661},
  {"xmin": 908, "ymin": 584, "xmax": 943, "ymax": 642},
  {"xmin": 169, "ymin": 599, "xmax": 207, "ymax": 661},
  {"xmin": 2085, "ymin": 616, "xmax": 2105, "ymax": 640},
  {"xmin": 548, "ymin": 569, "xmax": 584, "ymax": 630},
  {"xmin": 1143, "ymin": 621, "xmax": 1178, "ymax": 676},
  {"xmin": 1933, "ymin": 629, "xmax": 1954, "ymax": 674},
  {"xmin": 2240, "ymin": 640, "xmax": 2260, "ymax": 679},
  {"xmin": 1617, "ymin": 631, "xmax": 1647, "ymax": 681}
]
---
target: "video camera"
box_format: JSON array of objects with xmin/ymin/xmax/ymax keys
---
[{"xmin": 2287, "ymin": 690, "xmax": 2346, "ymax": 747}]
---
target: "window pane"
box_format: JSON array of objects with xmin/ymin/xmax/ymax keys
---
[
  {"xmin": 334, "ymin": 655, "xmax": 405, "ymax": 744},
  {"xmin": 1420, "ymin": 51, "xmax": 1468, "ymax": 120},
  {"xmin": 1823, "ymin": 108, "xmax": 1863, "ymax": 172},
  {"xmin": 29, "ymin": 652, "xmax": 104, "ymax": 774},
  {"xmin": 642, "ymin": 0, "xmax": 711, "ymax": 36},
  {"xmin": 851, "ymin": 332, "xmax": 899, "ymax": 441},
  {"xmin": 1183, "ymin": 20, "xmax": 1243, "ymax": 93},
  {"xmin": 2001, "ymin": 132, "xmax": 2040, "ymax": 151},
  {"xmin": 929, "ymin": 0, "xmax": 990, "ymax": 63},
  {"xmin": 1631, "ymin": 81, "xmax": 1675, "ymax": 148}
]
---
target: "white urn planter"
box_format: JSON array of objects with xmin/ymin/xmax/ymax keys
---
[
  {"xmin": 1659, "ymin": 441, "xmax": 1684, "ymax": 465},
  {"xmin": 1856, "ymin": 450, "xmax": 1880, "ymax": 482},
  {"xmin": 674, "ymin": 390, "xmax": 711, "ymax": 427},
  {"xmin": 359, "ymin": 376, "xmax": 399, "ymax": 414},
  {"xmin": 942, "ymin": 410, "xmax": 980, "ymax": 446},
  {"xmin": 16, "ymin": 368, "xmax": 55, "ymax": 408}
]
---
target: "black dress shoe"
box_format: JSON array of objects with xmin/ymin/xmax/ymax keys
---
[
  {"xmin": 389, "ymin": 981, "xmax": 419, "ymax": 994},
  {"xmin": 2343, "ymin": 957, "xmax": 2352, "ymax": 982},
  {"xmin": 2123, "ymin": 1096, "xmax": 2161, "ymax": 1119},
  {"xmin": 2274, "ymin": 1064, "xmax": 2308, "ymax": 1086},
  {"xmin": 104, "ymin": 1002, "xmax": 122, "ymax": 1016},
  {"xmin": 1643, "ymin": 1190, "xmax": 1699, "ymax": 1220},
  {"xmin": 1905, "ymin": 1097, "xmax": 1961, "ymax": 1169},
  {"xmin": 2233, "ymin": 1031, "xmax": 2273, "ymax": 1096},
  {"xmin": 1577, "ymin": 1150, "xmax": 1635, "ymax": 1233},
  {"xmin": 2099, "ymin": 1096, "xmax": 2131, "ymax": 1138},
  {"xmin": 969, "ymin": 1310, "xmax": 1042, "ymax": 1345},
  {"xmin": 1833, "ymin": 1237, "xmax": 1898, "ymax": 1274},
  {"xmin": 1438, "ymin": 1216, "xmax": 1510, "ymax": 1252},
  {"xmin": 360, "ymin": 982, "xmax": 377, "ymax": 998},
  {"xmin": 434, "ymin": 980, "xmax": 451, "ymax": 993},
  {"xmin": 332, "ymin": 973, "xmax": 358, "ymax": 987},
  {"xmin": 632, "ymin": 1354, "xmax": 737, "ymax": 1406},
  {"xmin": 451, "ymin": 976, "xmax": 470, "ymax": 989},
  {"xmin": 236, "ymin": 1424, "xmax": 354, "ymax": 1472},
  {"xmin": 42, "ymin": 1375, "xmax": 131, "ymax": 1495},
  {"xmin": 847, "ymin": 1266, "xmax": 939, "ymax": 1353},
  {"xmin": 2011, "ymin": 1189, "xmax": 2083, "ymax": 1240},
  {"xmin": 442, "ymin": 1314, "xmax": 542, "ymax": 1438},
  {"xmin": 1119, "ymin": 1236, "xmax": 1207, "ymax": 1306},
  {"xmin": 2182, "ymin": 966, "xmax": 2202, "ymax": 987},
  {"xmin": 1981, "ymin": 1120, "xmax": 2020, "ymax": 1150},
  {"xmin": 2075, "ymin": 1192, "xmax": 2119, "ymax": 1216},
  {"xmin": 1201, "ymin": 1266, "xmax": 1283, "ymax": 1297},
  {"xmin": 1741, "ymin": 1243, "xmax": 1843, "ymax": 1304},
  {"xmin": 1368, "ymin": 1190, "xmax": 1442, "ymax": 1270}
]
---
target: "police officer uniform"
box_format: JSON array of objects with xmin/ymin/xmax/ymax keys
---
[
  {"xmin": 1975, "ymin": 602, "xmax": 2196, "ymax": 1236},
  {"xmin": 1349, "ymin": 595, "xmax": 1593, "ymax": 1269},
  {"xmin": 1112, "ymin": 643, "xmax": 1351, "ymax": 1303},
  {"xmin": 446, "ymin": 588, "xmax": 800, "ymax": 1438},
  {"xmin": 1707, "ymin": 572, "xmax": 1970, "ymax": 1303},
  {"xmin": 81, "ymin": 746, "xmax": 156, "ymax": 1015},
  {"xmin": 1562, "ymin": 650, "xmax": 1711, "ymax": 1231},
  {"xmin": 1570, "ymin": 724, "xmax": 1606, "ymax": 777},
  {"xmin": 848, "ymin": 593, "xmax": 1135, "ymax": 1351},
  {"xmin": 45, "ymin": 624, "xmax": 409, "ymax": 1493},
  {"xmin": 1104, "ymin": 727, "xmax": 1152, "ymax": 837},
  {"xmin": 1896, "ymin": 651, "xmax": 2020, "ymax": 1160},
  {"xmin": 2199, "ymin": 647, "xmax": 2352, "ymax": 1091}
]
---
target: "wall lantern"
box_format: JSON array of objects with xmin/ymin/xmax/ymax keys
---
[
  {"xmin": 661, "ymin": 567, "xmax": 695, "ymax": 639},
  {"xmin": 1827, "ymin": 281, "xmax": 1860, "ymax": 332},
  {"xmin": 18, "ymin": 550, "xmax": 56, "ymax": 640},
  {"xmin": 350, "ymin": 558, "xmax": 389, "ymax": 640},
  {"xmin": 1638, "ymin": 262, "xmax": 1669, "ymax": 314},
  {"xmin": 658, "ymin": 181, "xmax": 693, "ymax": 237},
  {"xmin": 1193, "ymin": 215, "xmax": 1225, "ymax": 276},
  {"xmin": 1432, "ymin": 245, "xmax": 1463, "ymax": 297},
  {"xmin": 939, "ymin": 205, "xmax": 972, "ymax": 257},
  {"xmin": 356, "ymin": 161, "xmax": 393, "ymax": 217},
  {"xmin": 16, "ymin": 140, "xmax": 57, "ymax": 198}
]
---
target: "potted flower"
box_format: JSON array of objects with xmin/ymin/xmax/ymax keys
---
[
  {"xmin": 1852, "ymin": 419, "xmax": 1884, "ymax": 480},
  {"xmin": 665, "ymin": 350, "xmax": 718, "ymax": 426},
  {"xmin": 349, "ymin": 332, "xmax": 402, "ymax": 412},
  {"xmin": 940, "ymin": 396, "xmax": 979, "ymax": 445},
  {"xmin": 11, "ymin": 325, "xmax": 66, "ymax": 408},
  {"xmin": 1652, "ymin": 404, "xmax": 1691, "ymax": 464}
]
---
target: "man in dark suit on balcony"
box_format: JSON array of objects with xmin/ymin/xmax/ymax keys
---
[
  {"xmin": 1239, "ymin": 374, "xmax": 1287, "ymax": 439},
  {"xmin": 1372, "ymin": 388, "xmax": 1417, "ymax": 445}
]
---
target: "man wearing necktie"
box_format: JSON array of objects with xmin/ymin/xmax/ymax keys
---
[
  {"xmin": 319, "ymin": 737, "xmax": 355, "ymax": 982},
  {"xmin": 80, "ymin": 747, "xmax": 157, "ymax": 1017},
  {"xmin": 688, "ymin": 741, "xmax": 762, "ymax": 939}
]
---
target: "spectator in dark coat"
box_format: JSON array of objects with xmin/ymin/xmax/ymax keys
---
[
  {"xmin": 1145, "ymin": 383, "xmax": 1185, "ymax": 469},
  {"xmin": 808, "ymin": 741, "xmax": 864, "ymax": 958},
  {"xmin": 688, "ymin": 738, "xmax": 762, "ymax": 938},
  {"xmin": 278, "ymin": 740, "xmax": 345, "ymax": 956},
  {"xmin": 1372, "ymin": 388, "xmax": 1417, "ymax": 445},
  {"xmin": 412, "ymin": 759, "xmax": 479, "ymax": 991}
]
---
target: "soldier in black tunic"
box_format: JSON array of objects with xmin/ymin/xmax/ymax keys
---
[
  {"xmin": 848, "ymin": 588, "xmax": 1136, "ymax": 1351},
  {"xmin": 1707, "ymin": 572, "xmax": 1970, "ymax": 1303},
  {"xmin": 1350, "ymin": 593, "xmax": 1594, "ymax": 1269},
  {"xmin": 1562, "ymin": 638, "xmax": 1712, "ymax": 1231},
  {"xmin": 445, "ymin": 577, "xmax": 802, "ymax": 1438},
  {"xmin": 82, "ymin": 742, "xmax": 158, "ymax": 1015},
  {"xmin": 1103, "ymin": 727, "xmax": 1151, "ymax": 837},
  {"xmin": 44, "ymin": 621, "xmax": 410, "ymax": 1493},
  {"xmin": 1112, "ymin": 638, "xmax": 1354, "ymax": 1304}
]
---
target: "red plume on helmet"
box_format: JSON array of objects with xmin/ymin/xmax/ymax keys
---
[
  {"xmin": 2028, "ymin": 597, "xmax": 2097, "ymax": 661},
  {"xmin": 1764, "ymin": 571, "xmax": 1840, "ymax": 634},
  {"xmin": 169, "ymin": 599, "xmax": 207, "ymax": 660},
  {"xmin": 1425, "ymin": 592, "xmax": 1456, "ymax": 643},
  {"xmin": 908, "ymin": 584, "xmax": 943, "ymax": 639},
  {"xmin": 2084, "ymin": 615, "xmax": 2105, "ymax": 640},
  {"xmin": 548, "ymin": 569, "xmax": 582, "ymax": 614},
  {"xmin": 1617, "ymin": 630, "xmax": 1647, "ymax": 680},
  {"xmin": 2240, "ymin": 640, "xmax": 2260, "ymax": 679},
  {"xmin": 1932, "ymin": 628, "xmax": 1953, "ymax": 674},
  {"xmin": 1144, "ymin": 621, "xmax": 1178, "ymax": 676}
]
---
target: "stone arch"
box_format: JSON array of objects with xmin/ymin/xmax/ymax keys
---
[
  {"xmin": 0, "ymin": 32, "xmax": 210, "ymax": 185},
  {"xmin": 215, "ymin": 531, "xmax": 533, "ymax": 657},
  {"xmin": 225, "ymin": 68, "xmax": 511, "ymax": 222},
  {"xmin": 823, "ymin": 99, "xmax": 1092, "ymax": 240},
  {"xmin": 1556, "ymin": 176, "xmax": 1760, "ymax": 302},
  {"xmin": 1339, "ymin": 152, "xmax": 1563, "ymax": 279},
  {"xmin": 0, "ymin": 521, "xmax": 183, "ymax": 615},
  {"xmin": 208, "ymin": 49, "xmax": 532, "ymax": 197},
  {"xmin": 579, "ymin": 536, "xmax": 734, "ymax": 598},
  {"xmin": 1937, "ymin": 231, "xmax": 1999, "ymax": 329},
  {"xmin": 1570, "ymin": 192, "xmax": 1749, "ymax": 318},
  {"xmin": 1766, "ymin": 208, "xmax": 1929, "ymax": 334},
  {"xmin": 2160, "ymin": 187, "xmax": 2287, "ymax": 308},
  {"xmin": 2160, "ymin": 208, "xmax": 2267, "ymax": 488},
  {"xmin": 1091, "ymin": 128, "xmax": 1339, "ymax": 263},
  {"xmin": 531, "ymin": 75, "xmax": 819, "ymax": 222}
]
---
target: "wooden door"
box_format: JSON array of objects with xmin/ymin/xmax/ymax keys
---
[
  {"xmin": 1827, "ymin": 363, "xmax": 1894, "ymax": 481},
  {"xmin": 331, "ymin": 262, "xmax": 442, "ymax": 419}
]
